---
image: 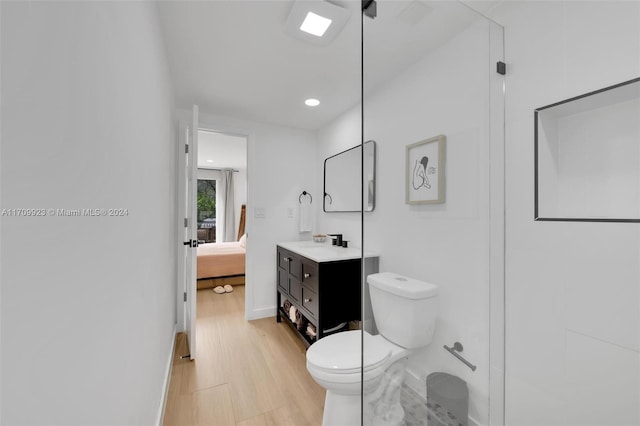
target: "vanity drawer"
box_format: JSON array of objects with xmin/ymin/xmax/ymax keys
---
[
  {"xmin": 301, "ymin": 286, "xmax": 318, "ymax": 319},
  {"xmin": 301, "ymin": 259, "xmax": 318, "ymax": 291},
  {"xmin": 278, "ymin": 248, "xmax": 292, "ymax": 270},
  {"xmin": 278, "ymin": 249, "xmax": 301, "ymax": 279},
  {"xmin": 289, "ymin": 279, "xmax": 302, "ymax": 303}
]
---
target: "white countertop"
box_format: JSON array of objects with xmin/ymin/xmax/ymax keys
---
[{"xmin": 277, "ymin": 240, "xmax": 377, "ymax": 263}]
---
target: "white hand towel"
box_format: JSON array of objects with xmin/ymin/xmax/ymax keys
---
[{"xmin": 299, "ymin": 202, "xmax": 312, "ymax": 233}]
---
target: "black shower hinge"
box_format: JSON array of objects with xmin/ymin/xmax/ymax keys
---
[
  {"xmin": 362, "ymin": 0, "xmax": 377, "ymax": 19},
  {"xmin": 497, "ymin": 61, "xmax": 506, "ymax": 75}
]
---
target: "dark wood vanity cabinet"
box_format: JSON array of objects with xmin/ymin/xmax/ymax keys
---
[{"xmin": 276, "ymin": 245, "xmax": 361, "ymax": 346}]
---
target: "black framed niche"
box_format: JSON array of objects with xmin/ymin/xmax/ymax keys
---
[{"xmin": 535, "ymin": 77, "xmax": 640, "ymax": 223}]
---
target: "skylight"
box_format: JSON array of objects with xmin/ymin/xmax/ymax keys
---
[
  {"xmin": 284, "ymin": 1, "xmax": 351, "ymax": 47},
  {"xmin": 299, "ymin": 12, "xmax": 332, "ymax": 37}
]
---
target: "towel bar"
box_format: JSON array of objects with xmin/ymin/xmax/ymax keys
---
[{"xmin": 444, "ymin": 342, "xmax": 477, "ymax": 371}]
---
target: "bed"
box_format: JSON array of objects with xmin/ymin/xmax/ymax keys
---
[
  {"xmin": 196, "ymin": 240, "xmax": 246, "ymax": 289},
  {"xmin": 196, "ymin": 205, "xmax": 246, "ymax": 290}
]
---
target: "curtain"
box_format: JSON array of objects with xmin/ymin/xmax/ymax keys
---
[{"xmin": 220, "ymin": 169, "xmax": 236, "ymax": 242}]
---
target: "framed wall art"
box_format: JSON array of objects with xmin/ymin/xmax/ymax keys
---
[{"xmin": 406, "ymin": 135, "xmax": 446, "ymax": 205}]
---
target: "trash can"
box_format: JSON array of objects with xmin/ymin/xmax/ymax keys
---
[{"xmin": 426, "ymin": 372, "xmax": 468, "ymax": 426}]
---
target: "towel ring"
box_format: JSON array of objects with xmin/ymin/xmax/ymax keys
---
[
  {"xmin": 299, "ymin": 191, "xmax": 312, "ymax": 204},
  {"xmin": 324, "ymin": 192, "xmax": 333, "ymax": 205}
]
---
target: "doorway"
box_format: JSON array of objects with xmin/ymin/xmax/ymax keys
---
[
  {"xmin": 194, "ymin": 129, "xmax": 248, "ymax": 297},
  {"xmin": 176, "ymin": 111, "xmax": 250, "ymax": 362}
]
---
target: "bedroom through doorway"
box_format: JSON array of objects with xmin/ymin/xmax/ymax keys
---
[{"xmin": 195, "ymin": 130, "xmax": 248, "ymax": 296}]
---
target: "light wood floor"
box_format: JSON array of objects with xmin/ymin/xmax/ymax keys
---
[{"xmin": 163, "ymin": 286, "xmax": 326, "ymax": 426}]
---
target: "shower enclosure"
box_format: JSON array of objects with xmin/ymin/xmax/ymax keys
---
[
  {"xmin": 360, "ymin": 1, "xmax": 505, "ymax": 425},
  {"xmin": 358, "ymin": 2, "xmax": 640, "ymax": 426}
]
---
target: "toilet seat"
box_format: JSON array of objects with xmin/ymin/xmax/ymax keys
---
[{"xmin": 306, "ymin": 331, "xmax": 393, "ymax": 375}]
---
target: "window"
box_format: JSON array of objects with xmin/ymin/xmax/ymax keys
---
[{"xmin": 197, "ymin": 179, "xmax": 216, "ymax": 242}]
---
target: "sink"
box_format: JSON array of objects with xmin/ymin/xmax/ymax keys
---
[{"xmin": 277, "ymin": 241, "xmax": 364, "ymax": 262}]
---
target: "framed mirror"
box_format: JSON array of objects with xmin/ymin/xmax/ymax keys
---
[
  {"xmin": 324, "ymin": 140, "xmax": 376, "ymax": 212},
  {"xmin": 535, "ymin": 77, "xmax": 640, "ymax": 222}
]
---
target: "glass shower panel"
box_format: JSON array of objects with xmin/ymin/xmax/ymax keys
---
[
  {"xmin": 361, "ymin": 2, "xmax": 505, "ymax": 425},
  {"xmin": 503, "ymin": 2, "xmax": 640, "ymax": 425}
]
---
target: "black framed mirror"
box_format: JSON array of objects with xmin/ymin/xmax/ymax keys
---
[{"xmin": 324, "ymin": 140, "xmax": 376, "ymax": 213}]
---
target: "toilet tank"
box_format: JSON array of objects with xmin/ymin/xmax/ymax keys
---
[{"xmin": 367, "ymin": 272, "xmax": 438, "ymax": 349}]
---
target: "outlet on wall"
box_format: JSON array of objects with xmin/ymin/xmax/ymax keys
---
[
  {"xmin": 254, "ymin": 208, "xmax": 266, "ymax": 219},
  {"xmin": 287, "ymin": 207, "xmax": 294, "ymax": 218}
]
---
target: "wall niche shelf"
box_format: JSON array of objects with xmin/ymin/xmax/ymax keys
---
[{"xmin": 535, "ymin": 77, "xmax": 640, "ymax": 223}]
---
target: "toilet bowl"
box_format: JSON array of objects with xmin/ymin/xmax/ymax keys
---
[
  {"xmin": 306, "ymin": 272, "xmax": 439, "ymax": 426},
  {"xmin": 306, "ymin": 330, "xmax": 408, "ymax": 426}
]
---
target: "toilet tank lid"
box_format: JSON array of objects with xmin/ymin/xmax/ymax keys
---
[{"xmin": 367, "ymin": 272, "xmax": 438, "ymax": 299}]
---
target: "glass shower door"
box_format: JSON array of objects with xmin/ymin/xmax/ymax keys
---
[{"xmin": 360, "ymin": 2, "xmax": 505, "ymax": 425}]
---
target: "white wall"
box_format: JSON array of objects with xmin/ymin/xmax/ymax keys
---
[
  {"xmin": 0, "ymin": 2, "xmax": 177, "ymax": 425},
  {"xmin": 178, "ymin": 110, "xmax": 318, "ymax": 320},
  {"xmin": 488, "ymin": 2, "xmax": 640, "ymax": 425},
  {"xmin": 316, "ymin": 18, "xmax": 503, "ymax": 425}
]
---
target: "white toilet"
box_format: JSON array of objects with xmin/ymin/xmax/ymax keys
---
[{"xmin": 306, "ymin": 272, "xmax": 439, "ymax": 426}]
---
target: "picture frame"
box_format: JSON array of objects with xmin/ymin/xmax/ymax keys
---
[{"xmin": 405, "ymin": 135, "xmax": 446, "ymax": 204}]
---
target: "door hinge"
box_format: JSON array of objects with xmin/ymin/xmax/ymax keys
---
[
  {"xmin": 185, "ymin": 144, "xmax": 189, "ymax": 154},
  {"xmin": 184, "ymin": 292, "xmax": 187, "ymax": 302},
  {"xmin": 184, "ymin": 217, "xmax": 188, "ymax": 227},
  {"xmin": 497, "ymin": 61, "xmax": 506, "ymax": 75}
]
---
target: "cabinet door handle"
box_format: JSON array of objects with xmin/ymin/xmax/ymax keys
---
[
  {"xmin": 304, "ymin": 298, "xmax": 312, "ymax": 303},
  {"xmin": 304, "ymin": 273, "xmax": 311, "ymax": 278},
  {"xmin": 284, "ymin": 257, "xmax": 290, "ymax": 263}
]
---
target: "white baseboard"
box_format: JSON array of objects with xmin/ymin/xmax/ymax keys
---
[
  {"xmin": 246, "ymin": 305, "xmax": 276, "ymax": 320},
  {"xmin": 156, "ymin": 323, "xmax": 177, "ymax": 426}
]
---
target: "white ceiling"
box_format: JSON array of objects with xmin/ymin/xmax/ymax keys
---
[{"xmin": 156, "ymin": 1, "xmax": 501, "ymax": 131}]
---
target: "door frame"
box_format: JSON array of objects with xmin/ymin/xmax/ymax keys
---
[
  {"xmin": 175, "ymin": 115, "xmax": 252, "ymax": 333},
  {"xmin": 175, "ymin": 107, "xmax": 199, "ymax": 361}
]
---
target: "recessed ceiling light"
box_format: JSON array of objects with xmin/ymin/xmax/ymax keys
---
[
  {"xmin": 305, "ymin": 98, "xmax": 320, "ymax": 107},
  {"xmin": 206, "ymin": 159, "xmax": 214, "ymax": 163},
  {"xmin": 300, "ymin": 12, "xmax": 332, "ymax": 37}
]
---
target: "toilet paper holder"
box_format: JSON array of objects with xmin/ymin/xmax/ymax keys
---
[{"xmin": 444, "ymin": 341, "xmax": 477, "ymax": 371}]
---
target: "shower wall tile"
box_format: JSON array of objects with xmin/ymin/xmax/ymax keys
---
[
  {"xmin": 497, "ymin": 0, "xmax": 566, "ymax": 120},
  {"xmin": 564, "ymin": 331, "xmax": 640, "ymax": 426},
  {"xmin": 563, "ymin": 1, "xmax": 640, "ymax": 95},
  {"xmin": 505, "ymin": 243, "xmax": 566, "ymax": 384},
  {"xmin": 489, "ymin": 1, "xmax": 640, "ymax": 425},
  {"xmin": 504, "ymin": 373, "xmax": 566, "ymax": 426},
  {"xmin": 563, "ymin": 228, "xmax": 640, "ymax": 352}
]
